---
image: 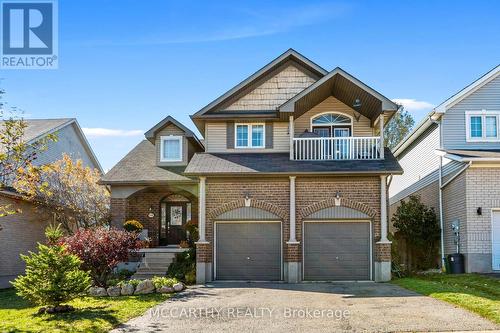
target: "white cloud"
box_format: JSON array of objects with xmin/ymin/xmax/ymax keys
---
[
  {"xmin": 392, "ymin": 99, "xmax": 435, "ymax": 112},
  {"xmin": 82, "ymin": 127, "xmax": 143, "ymax": 138}
]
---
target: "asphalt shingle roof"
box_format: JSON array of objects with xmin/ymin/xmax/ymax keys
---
[
  {"xmin": 100, "ymin": 140, "xmax": 194, "ymax": 184},
  {"xmin": 0, "ymin": 118, "xmax": 72, "ymax": 143},
  {"xmin": 184, "ymin": 148, "xmax": 403, "ymax": 175},
  {"xmin": 445, "ymin": 149, "xmax": 500, "ymax": 159}
]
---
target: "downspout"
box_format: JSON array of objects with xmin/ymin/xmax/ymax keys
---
[{"xmin": 430, "ymin": 114, "xmax": 446, "ymax": 270}]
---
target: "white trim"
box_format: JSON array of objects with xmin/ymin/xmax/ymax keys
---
[
  {"xmin": 465, "ymin": 110, "xmax": 500, "ymax": 142},
  {"xmin": 492, "ymin": 209, "xmax": 500, "ymax": 271},
  {"xmin": 213, "ymin": 220, "xmax": 283, "ymax": 281},
  {"xmin": 234, "ymin": 123, "xmax": 266, "ymax": 149},
  {"xmin": 309, "ymin": 111, "xmax": 353, "ymax": 132},
  {"xmin": 302, "ymin": 219, "xmax": 373, "ymax": 281},
  {"xmin": 160, "ymin": 135, "xmax": 183, "ymax": 162},
  {"xmin": 435, "ymin": 65, "xmax": 500, "ymax": 113}
]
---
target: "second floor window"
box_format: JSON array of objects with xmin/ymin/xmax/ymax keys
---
[
  {"xmin": 236, "ymin": 123, "xmax": 265, "ymax": 148},
  {"xmin": 160, "ymin": 136, "xmax": 183, "ymax": 161},
  {"xmin": 466, "ymin": 111, "xmax": 499, "ymax": 142}
]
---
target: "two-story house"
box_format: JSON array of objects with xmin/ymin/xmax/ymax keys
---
[
  {"xmin": 0, "ymin": 118, "xmax": 102, "ymax": 288},
  {"xmin": 390, "ymin": 65, "xmax": 500, "ymax": 273},
  {"xmin": 102, "ymin": 49, "xmax": 403, "ymax": 283}
]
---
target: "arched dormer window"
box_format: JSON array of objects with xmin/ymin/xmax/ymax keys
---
[{"xmin": 311, "ymin": 113, "xmax": 352, "ymax": 137}]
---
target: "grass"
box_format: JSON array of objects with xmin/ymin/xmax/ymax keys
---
[
  {"xmin": 0, "ymin": 288, "xmax": 171, "ymax": 333},
  {"xmin": 393, "ymin": 273, "xmax": 500, "ymax": 324}
]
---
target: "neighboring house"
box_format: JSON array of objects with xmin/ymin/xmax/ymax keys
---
[
  {"xmin": 0, "ymin": 118, "xmax": 102, "ymax": 288},
  {"xmin": 102, "ymin": 49, "xmax": 402, "ymax": 283},
  {"xmin": 389, "ymin": 65, "xmax": 500, "ymax": 273}
]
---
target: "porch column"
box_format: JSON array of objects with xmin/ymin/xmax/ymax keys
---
[
  {"xmin": 287, "ymin": 176, "xmax": 298, "ymax": 244},
  {"xmin": 289, "ymin": 115, "xmax": 294, "ymax": 160},
  {"xmin": 197, "ymin": 176, "xmax": 207, "ymax": 243},
  {"xmin": 379, "ymin": 112, "xmax": 385, "ymax": 159}
]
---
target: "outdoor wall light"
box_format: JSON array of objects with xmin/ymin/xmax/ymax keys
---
[
  {"xmin": 352, "ymin": 98, "xmax": 362, "ymax": 122},
  {"xmin": 148, "ymin": 206, "xmax": 155, "ymax": 218},
  {"xmin": 477, "ymin": 207, "xmax": 482, "ymax": 216},
  {"xmin": 244, "ymin": 193, "xmax": 251, "ymax": 207},
  {"xmin": 334, "ymin": 191, "xmax": 342, "ymax": 206}
]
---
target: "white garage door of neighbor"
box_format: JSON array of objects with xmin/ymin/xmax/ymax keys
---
[{"xmin": 492, "ymin": 210, "xmax": 500, "ymax": 271}]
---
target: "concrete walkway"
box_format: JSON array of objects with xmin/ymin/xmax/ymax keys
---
[{"xmin": 112, "ymin": 282, "xmax": 498, "ymax": 333}]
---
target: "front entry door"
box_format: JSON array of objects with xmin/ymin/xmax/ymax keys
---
[{"xmin": 160, "ymin": 202, "xmax": 187, "ymax": 245}]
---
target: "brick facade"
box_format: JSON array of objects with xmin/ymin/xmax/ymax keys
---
[
  {"xmin": 198, "ymin": 176, "xmax": 388, "ymax": 267},
  {"xmin": 0, "ymin": 194, "xmax": 52, "ymax": 288},
  {"xmin": 110, "ymin": 188, "xmax": 198, "ymax": 247}
]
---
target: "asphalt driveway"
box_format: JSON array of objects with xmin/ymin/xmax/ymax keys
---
[{"xmin": 112, "ymin": 282, "xmax": 498, "ymax": 333}]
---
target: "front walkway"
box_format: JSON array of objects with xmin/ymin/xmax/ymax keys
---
[{"xmin": 112, "ymin": 282, "xmax": 498, "ymax": 333}]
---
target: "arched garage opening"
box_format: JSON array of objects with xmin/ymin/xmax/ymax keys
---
[{"xmin": 302, "ymin": 205, "xmax": 373, "ymax": 281}]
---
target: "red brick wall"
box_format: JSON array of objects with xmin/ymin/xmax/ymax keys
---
[
  {"xmin": 110, "ymin": 189, "xmax": 198, "ymax": 247},
  {"xmin": 199, "ymin": 176, "xmax": 386, "ymax": 263}
]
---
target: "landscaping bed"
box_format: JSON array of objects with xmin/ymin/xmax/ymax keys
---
[
  {"xmin": 393, "ymin": 273, "xmax": 500, "ymax": 324},
  {"xmin": 0, "ymin": 288, "xmax": 170, "ymax": 333}
]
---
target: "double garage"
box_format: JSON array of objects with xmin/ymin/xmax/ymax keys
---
[{"xmin": 213, "ymin": 206, "xmax": 372, "ymax": 281}]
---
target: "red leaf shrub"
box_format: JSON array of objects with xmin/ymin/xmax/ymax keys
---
[{"xmin": 62, "ymin": 227, "xmax": 141, "ymax": 287}]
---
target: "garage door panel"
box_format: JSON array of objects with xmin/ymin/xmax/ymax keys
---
[
  {"xmin": 216, "ymin": 222, "xmax": 281, "ymax": 281},
  {"xmin": 304, "ymin": 221, "xmax": 370, "ymax": 281}
]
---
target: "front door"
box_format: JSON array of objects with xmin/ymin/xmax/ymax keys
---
[{"xmin": 159, "ymin": 202, "xmax": 187, "ymax": 245}]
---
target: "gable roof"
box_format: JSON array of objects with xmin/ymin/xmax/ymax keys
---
[
  {"xmin": 393, "ymin": 64, "xmax": 500, "ymax": 158},
  {"xmin": 0, "ymin": 118, "xmax": 103, "ymax": 172},
  {"xmin": 191, "ymin": 49, "xmax": 328, "ymax": 120},
  {"xmin": 100, "ymin": 140, "xmax": 195, "ymax": 184},
  {"xmin": 279, "ymin": 67, "xmax": 399, "ymax": 122},
  {"xmin": 144, "ymin": 115, "xmax": 203, "ymax": 148},
  {"xmin": 434, "ymin": 64, "xmax": 500, "ymax": 113}
]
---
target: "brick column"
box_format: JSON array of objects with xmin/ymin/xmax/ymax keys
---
[
  {"xmin": 195, "ymin": 176, "xmax": 211, "ymax": 284},
  {"xmin": 110, "ymin": 198, "xmax": 127, "ymax": 228}
]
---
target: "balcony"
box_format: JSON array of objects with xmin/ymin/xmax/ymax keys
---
[{"xmin": 292, "ymin": 136, "xmax": 382, "ymax": 161}]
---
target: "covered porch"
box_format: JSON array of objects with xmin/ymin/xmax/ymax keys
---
[{"xmin": 110, "ymin": 183, "xmax": 198, "ymax": 248}]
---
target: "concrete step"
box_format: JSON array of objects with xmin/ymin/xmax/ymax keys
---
[
  {"xmin": 141, "ymin": 253, "xmax": 176, "ymax": 259},
  {"xmin": 131, "ymin": 273, "xmax": 167, "ymax": 280},
  {"xmin": 140, "ymin": 258, "xmax": 175, "ymax": 264}
]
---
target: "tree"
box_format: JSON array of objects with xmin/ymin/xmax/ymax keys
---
[
  {"xmin": 384, "ymin": 107, "xmax": 415, "ymax": 149},
  {"xmin": 12, "ymin": 226, "xmax": 91, "ymax": 310},
  {"xmin": 13, "ymin": 154, "xmax": 110, "ymax": 232},
  {"xmin": 391, "ymin": 195, "xmax": 441, "ymax": 270},
  {"xmin": 0, "ymin": 89, "xmax": 56, "ymax": 223},
  {"xmin": 62, "ymin": 227, "xmax": 141, "ymax": 287}
]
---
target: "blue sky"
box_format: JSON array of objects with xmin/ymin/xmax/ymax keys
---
[{"xmin": 2, "ymin": 0, "xmax": 499, "ymax": 170}]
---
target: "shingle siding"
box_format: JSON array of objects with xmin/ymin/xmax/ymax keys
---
[
  {"xmin": 223, "ymin": 64, "xmax": 316, "ymax": 111},
  {"xmin": 442, "ymin": 76, "xmax": 500, "ymax": 150}
]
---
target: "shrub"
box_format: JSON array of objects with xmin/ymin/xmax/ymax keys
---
[
  {"xmin": 392, "ymin": 195, "xmax": 441, "ymax": 271},
  {"xmin": 123, "ymin": 220, "xmax": 143, "ymax": 232},
  {"xmin": 151, "ymin": 277, "xmax": 179, "ymax": 289},
  {"xmin": 118, "ymin": 279, "xmax": 141, "ymax": 288},
  {"xmin": 167, "ymin": 248, "xmax": 196, "ymax": 284},
  {"xmin": 12, "ymin": 243, "xmax": 91, "ymax": 308},
  {"xmin": 62, "ymin": 227, "xmax": 141, "ymax": 287},
  {"xmin": 45, "ymin": 223, "xmax": 64, "ymax": 245}
]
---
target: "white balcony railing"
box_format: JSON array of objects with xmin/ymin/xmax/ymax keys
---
[{"xmin": 292, "ymin": 136, "xmax": 382, "ymax": 161}]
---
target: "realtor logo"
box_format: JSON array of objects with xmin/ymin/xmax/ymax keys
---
[{"xmin": 1, "ymin": 0, "xmax": 58, "ymax": 69}]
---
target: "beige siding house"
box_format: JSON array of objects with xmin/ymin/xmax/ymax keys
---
[
  {"xmin": 103, "ymin": 49, "xmax": 403, "ymax": 283},
  {"xmin": 0, "ymin": 119, "xmax": 102, "ymax": 288},
  {"xmin": 390, "ymin": 65, "xmax": 500, "ymax": 273}
]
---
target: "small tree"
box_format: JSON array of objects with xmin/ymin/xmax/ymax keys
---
[
  {"xmin": 384, "ymin": 107, "xmax": 415, "ymax": 149},
  {"xmin": 62, "ymin": 227, "xmax": 141, "ymax": 287},
  {"xmin": 14, "ymin": 154, "xmax": 110, "ymax": 232},
  {"xmin": 392, "ymin": 195, "xmax": 441, "ymax": 271}
]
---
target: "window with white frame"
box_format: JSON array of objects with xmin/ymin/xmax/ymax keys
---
[
  {"xmin": 466, "ymin": 111, "xmax": 500, "ymax": 142},
  {"xmin": 160, "ymin": 136, "xmax": 183, "ymax": 161},
  {"xmin": 235, "ymin": 123, "xmax": 265, "ymax": 148}
]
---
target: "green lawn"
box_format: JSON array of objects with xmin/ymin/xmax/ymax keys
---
[
  {"xmin": 393, "ymin": 273, "xmax": 500, "ymax": 324},
  {"xmin": 0, "ymin": 288, "xmax": 171, "ymax": 333}
]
